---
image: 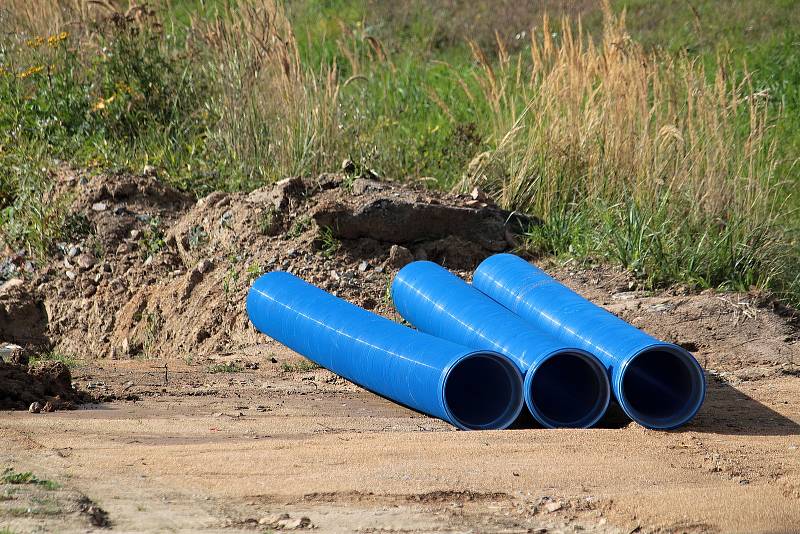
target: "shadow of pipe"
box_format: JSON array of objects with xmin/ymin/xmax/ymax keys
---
[{"xmin": 685, "ymin": 374, "xmax": 800, "ymax": 436}]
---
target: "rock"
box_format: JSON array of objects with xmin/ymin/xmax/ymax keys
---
[
  {"xmin": 312, "ymin": 193, "xmax": 534, "ymax": 252},
  {"xmin": 387, "ymin": 245, "xmax": 413, "ymax": 268},
  {"xmin": 350, "ymin": 178, "xmax": 385, "ymax": 196},
  {"xmin": 91, "ymin": 202, "xmax": 108, "ymax": 212},
  {"xmin": 82, "ymin": 285, "xmax": 97, "ymax": 298},
  {"xmin": 329, "ymin": 270, "xmax": 340, "ymax": 282},
  {"xmin": 0, "ymin": 343, "xmax": 27, "ymax": 366},
  {"xmin": 68, "ymin": 245, "xmax": 80, "ymax": 257},
  {"xmin": 258, "ymin": 513, "xmax": 289, "ymax": 526},
  {"xmin": 143, "ymin": 256, "xmax": 153, "ymax": 266},
  {"xmin": 29, "ymin": 401, "xmax": 42, "ymax": 413},
  {"xmin": 278, "ymin": 516, "xmax": 312, "ymax": 529},
  {"xmin": 130, "ymin": 229, "xmax": 141, "ymax": 239},
  {"xmin": 341, "ymin": 158, "xmax": 356, "ymax": 174},
  {"xmin": 358, "ymin": 261, "xmax": 369, "ymax": 272},
  {"xmin": 470, "ymin": 186, "xmax": 488, "ymax": 202},
  {"xmin": 196, "ymin": 258, "xmax": 214, "ymax": 274},
  {"xmin": 42, "ymin": 401, "xmax": 55, "ymax": 413},
  {"xmin": 0, "ymin": 278, "xmax": 24, "ymax": 295},
  {"xmin": 544, "ymin": 501, "xmax": 563, "ymax": 513},
  {"xmin": 65, "ymin": 270, "xmax": 77, "ymax": 281},
  {"xmin": 76, "ymin": 253, "xmax": 96, "ymax": 270}
]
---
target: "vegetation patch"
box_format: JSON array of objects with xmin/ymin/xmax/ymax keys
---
[
  {"xmin": 281, "ymin": 360, "xmax": 321, "ymax": 373},
  {"xmin": 0, "ymin": 0, "xmax": 797, "ymax": 304},
  {"xmin": 208, "ymin": 362, "xmax": 243, "ymax": 374},
  {"xmin": 1, "ymin": 468, "xmax": 59, "ymax": 491}
]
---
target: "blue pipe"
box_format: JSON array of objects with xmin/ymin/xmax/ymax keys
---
[
  {"xmin": 246, "ymin": 271, "xmax": 524, "ymax": 430},
  {"xmin": 391, "ymin": 261, "xmax": 611, "ymax": 428},
  {"xmin": 472, "ymin": 253, "xmax": 706, "ymax": 430}
]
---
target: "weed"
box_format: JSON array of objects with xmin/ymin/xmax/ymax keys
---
[
  {"xmin": 246, "ymin": 261, "xmax": 264, "ymax": 282},
  {"xmin": 222, "ymin": 266, "xmax": 240, "ymax": 296},
  {"xmin": 4, "ymin": 505, "xmax": 61, "ymax": 517},
  {"xmin": 258, "ymin": 206, "xmax": 278, "ymax": 235},
  {"xmin": 288, "ymin": 216, "xmax": 311, "ymax": 238},
  {"xmin": 27, "ymin": 351, "xmax": 77, "ymax": 369},
  {"xmin": 208, "ymin": 362, "xmax": 242, "ymax": 374},
  {"xmin": 280, "ymin": 359, "xmax": 320, "ymax": 373},
  {"xmin": 317, "ymin": 226, "xmax": 340, "ymax": 258},
  {"xmin": 139, "ymin": 218, "xmax": 165, "ymax": 259},
  {"xmin": 188, "ymin": 225, "xmax": 208, "ymax": 250},
  {"xmin": 1, "ymin": 468, "xmax": 59, "ymax": 490}
]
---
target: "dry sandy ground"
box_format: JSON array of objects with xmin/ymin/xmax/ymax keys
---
[
  {"xmin": 1, "ymin": 172, "xmax": 799, "ymax": 532},
  {"xmin": 1, "ymin": 338, "xmax": 799, "ymax": 533}
]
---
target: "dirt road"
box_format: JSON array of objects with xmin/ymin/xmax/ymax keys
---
[{"xmin": 2, "ymin": 338, "xmax": 799, "ymax": 533}]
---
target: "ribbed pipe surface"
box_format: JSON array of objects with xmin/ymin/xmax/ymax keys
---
[
  {"xmin": 247, "ymin": 271, "xmax": 524, "ymax": 430},
  {"xmin": 392, "ymin": 261, "xmax": 611, "ymax": 428},
  {"xmin": 473, "ymin": 254, "xmax": 706, "ymax": 430}
]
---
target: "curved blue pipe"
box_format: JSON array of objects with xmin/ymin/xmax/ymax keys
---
[
  {"xmin": 391, "ymin": 261, "xmax": 611, "ymax": 428},
  {"xmin": 473, "ymin": 254, "xmax": 706, "ymax": 430},
  {"xmin": 247, "ymin": 271, "xmax": 524, "ymax": 430}
]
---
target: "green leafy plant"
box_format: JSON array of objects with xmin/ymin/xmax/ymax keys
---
[{"xmin": 317, "ymin": 226, "xmax": 340, "ymax": 258}]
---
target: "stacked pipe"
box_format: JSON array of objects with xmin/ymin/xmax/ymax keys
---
[{"xmin": 247, "ymin": 254, "xmax": 706, "ymax": 431}]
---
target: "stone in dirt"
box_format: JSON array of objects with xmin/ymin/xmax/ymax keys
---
[{"xmin": 387, "ymin": 245, "xmax": 414, "ymax": 268}]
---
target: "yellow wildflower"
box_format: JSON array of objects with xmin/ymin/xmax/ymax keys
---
[
  {"xmin": 18, "ymin": 65, "xmax": 44, "ymax": 79},
  {"xmin": 92, "ymin": 95, "xmax": 116, "ymax": 112},
  {"xmin": 26, "ymin": 36, "xmax": 45, "ymax": 48},
  {"xmin": 47, "ymin": 31, "xmax": 69, "ymax": 47}
]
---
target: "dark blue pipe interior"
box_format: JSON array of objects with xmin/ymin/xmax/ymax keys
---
[
  {"xmin": 621, "ymin": 349, "xmax": 703, "ymax": 426},
  {"xmin": 529, "ymin": 352, "xmax": 607, "ymax": 427},
  {"xmin": 444, "ymin": 354, "xmax": 519, "ymax": 430}
]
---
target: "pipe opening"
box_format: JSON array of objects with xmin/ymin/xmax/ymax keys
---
[
  {"xmin": 620, "ymin": 347, "xmax": 705, "ymax": 429},
  {"xmin": 527, "ymin": 351, "xmax": 611, "ymax": 428},
  {"xmin": 443, "ymin": 353, "xmax": 523, "ymax": 430}
]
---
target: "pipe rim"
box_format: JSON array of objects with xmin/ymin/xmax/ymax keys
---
[
  {"xmin": 615, "ymin": 344, "xmax": 706, "ymax": 430},
  {"xmin": 440, "ymin": 351, "xmax": 525, "ymax": 431},
  {"xmin": 524, "ymin": 349, "xmax": 611, "ymax": 428}
]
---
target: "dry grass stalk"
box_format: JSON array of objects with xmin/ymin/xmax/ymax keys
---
[{"xmin": 461, "ymin": 2, "xmax": 779, "ymax": 231}]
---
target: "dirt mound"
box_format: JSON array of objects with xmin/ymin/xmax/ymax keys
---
[
  {"xmin": 2, "ymin": 169, "xmax": 797, "ymax": 411},
  {"xmin": 2, "ymin": 171, "xmax": 531, "ymax": 366},
  {"xmin": 0, "ymin": 360, "xmax": 85, "ymax": 410}
]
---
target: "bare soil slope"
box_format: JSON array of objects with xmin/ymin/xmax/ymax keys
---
[{"xmin": 1, "ymin": 170, "xmax": 799, "ymax": 533}]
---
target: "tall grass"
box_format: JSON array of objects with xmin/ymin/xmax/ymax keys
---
[
  {"xmin": 454, "ymin": 6, "xmax": 794, "ymax": 295},
  {"xmin": 0, "ymin": 0, "xmax": 797, "ymax": 304}
]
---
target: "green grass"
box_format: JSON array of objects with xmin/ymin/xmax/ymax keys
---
[
  {"xmin": 207, "ymin": 362, "xmax": 243, "ymax": 374},
  {"xmin": 27, "ymin": 351, "xmax": 77, "ymax": 369},
  {"xmin": 317, "ymin": 226, "xmax": 341, "ymax": 258},
  {"xmin": 280, "ymin": 360, "xmax": 320, "ymax": 373},
  {"xmin": 1, "ymin": 469, "xmax": 59, "ymax": 491},
  {"xmin": 0, "ymin": 1, "xmax": 797, "ymax": 305}
]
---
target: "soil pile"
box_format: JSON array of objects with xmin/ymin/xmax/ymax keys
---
[
  {"xmin": 0, "ymin": 360, "xmax": 85, "ymax": 410},
  {"xmin": 0, "ymin": 170, "xmax": 528, "ymax": 365}
]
